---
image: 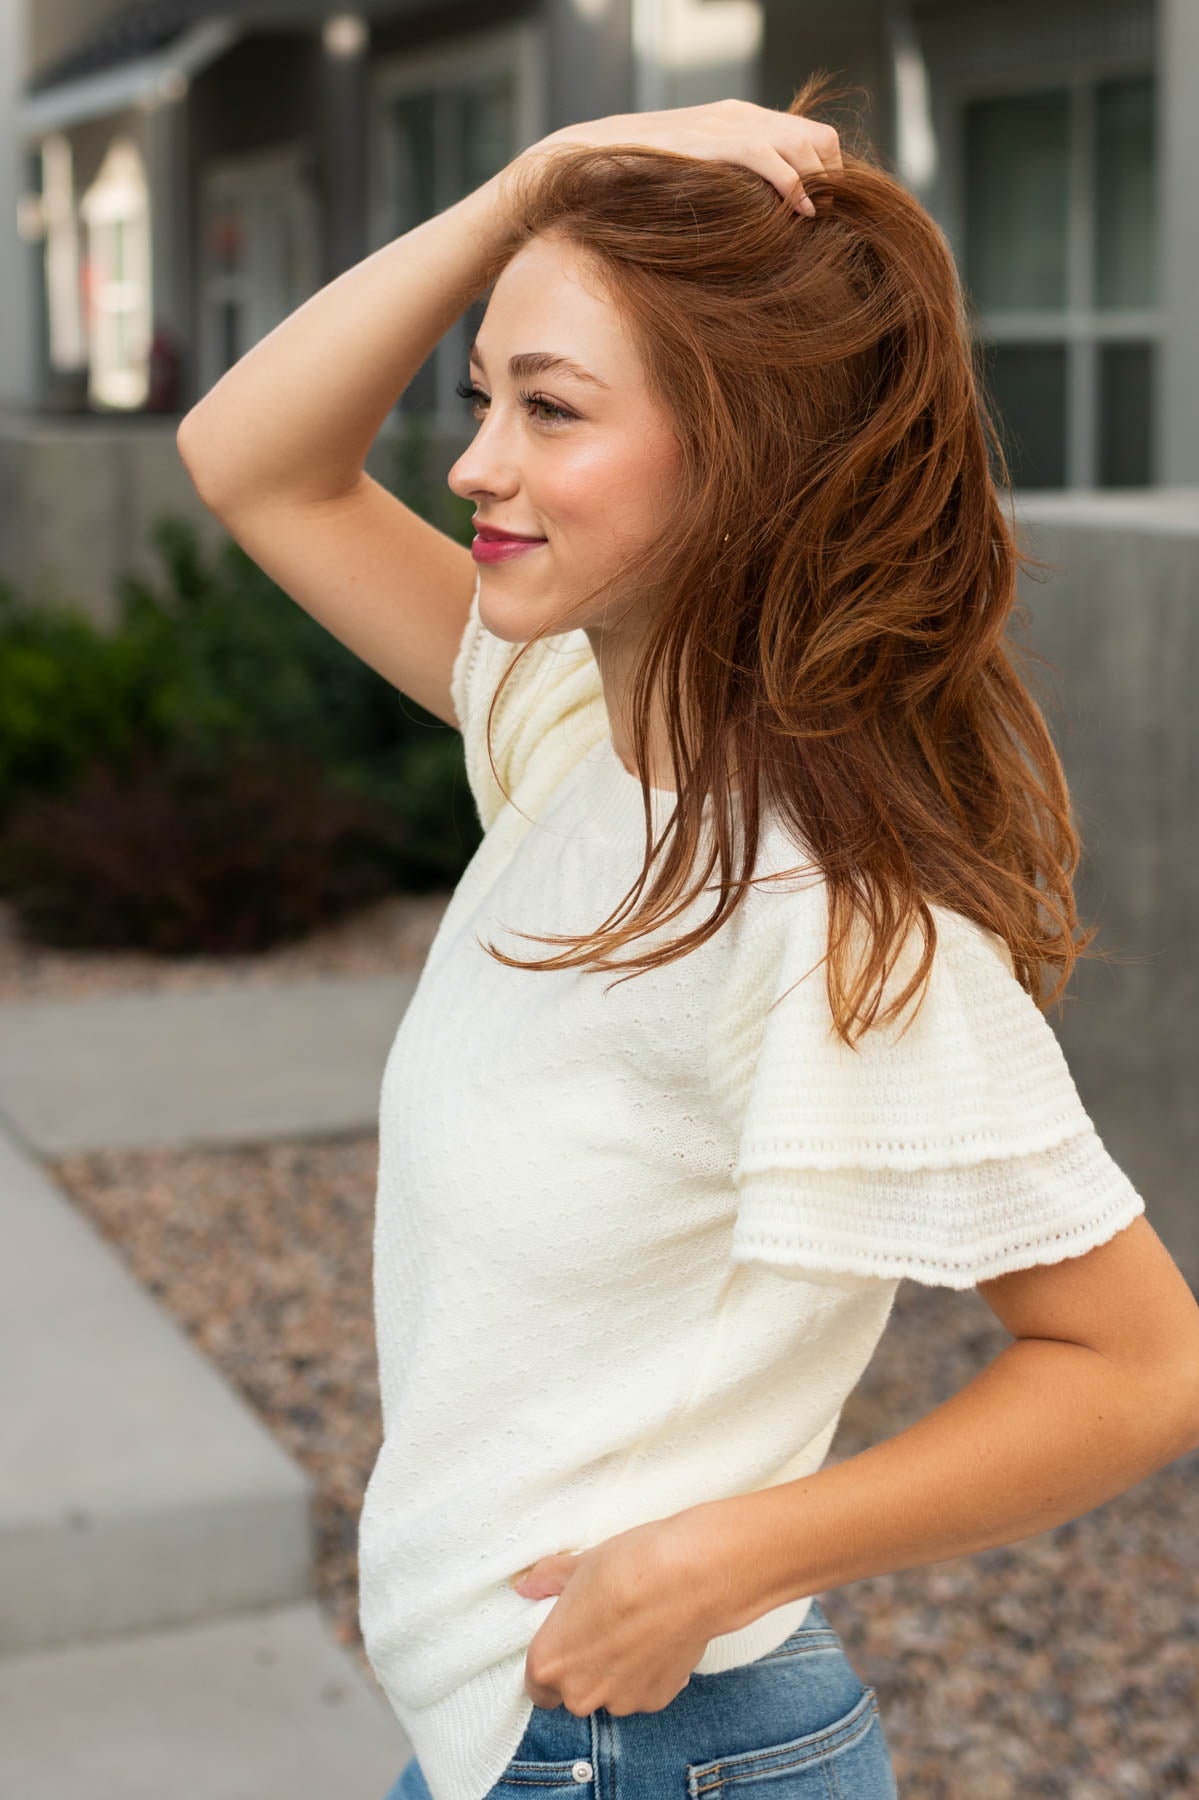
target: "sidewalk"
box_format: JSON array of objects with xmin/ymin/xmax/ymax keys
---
[
  {"xmin": 0, "ymin": 972, "xmax": 418, "ymax": 1800},
  {"xmin": 0, "ymin": 971, "xmax": 416, "ymax": 1153}
]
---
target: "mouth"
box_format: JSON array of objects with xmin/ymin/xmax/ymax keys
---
[
  {"xmin": 472, "ymin": 538, "xmax": 547, "ymax": 562},
  {"xmin": 472, "ymin": 524, "xmax": 547, "ymax": 544}
]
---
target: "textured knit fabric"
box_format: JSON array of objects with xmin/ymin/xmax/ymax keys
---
[{"xmin": 359, "ymin": 569, "xmax": 1145, "ymax": 1800}]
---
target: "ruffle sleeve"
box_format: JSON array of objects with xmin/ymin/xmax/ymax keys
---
[
  {"xmin": 721, "ymin": 890, "xmax": 1146, "ymax": 1290},
  {"xmin": 449, "ymin": 568, "xmax": 607, "ymax": 832}
]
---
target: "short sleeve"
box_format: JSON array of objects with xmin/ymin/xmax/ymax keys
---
[
  {"xmin": 724, "ymin": 896, "xmax": 1146, "ymax": 1290},
  {"xmin": 449, "ymin": 568, "xmax": 607, "ymax": 832}
]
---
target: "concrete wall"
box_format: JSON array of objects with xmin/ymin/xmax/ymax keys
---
[
  {"xmin": 0, "ymin": 411, "xmax": 214, "ymax": 620},
  {"xmin": 1012, "ymin": 490, "xmax": 1199, "ymax": 1285},
  {"xmin": 0, "ymin": 410, "xmax": 436, "ymax": 624}
]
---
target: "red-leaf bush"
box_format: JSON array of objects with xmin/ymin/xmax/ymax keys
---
[{"xmin": 0, "ymin": 741, "xmax": 409, "ymax": 953}]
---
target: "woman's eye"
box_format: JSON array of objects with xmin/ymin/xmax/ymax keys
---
[{"xmin": 454, "ymin": 379, "xmax": 573, "ymax": 426}]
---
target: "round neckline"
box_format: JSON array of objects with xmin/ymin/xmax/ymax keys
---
[
  {"xmin": 602, "ymin": 732, "xmax": 747, "ymax": 802},
  {"xmin": 570, "ymin": 731, "xmax": 747, "ymax": 837},
  {"xmin": 603, "ymin": 733, "xmax": 679, "ymax": 796},
  {"xmin": 561, "ymin": 734, "xmax": 684, "ymax": 842}
]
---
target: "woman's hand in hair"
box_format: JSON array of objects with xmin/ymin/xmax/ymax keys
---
[{"xmin": 524, "ymin": 98, "xmax": 842, "ymax": 218}]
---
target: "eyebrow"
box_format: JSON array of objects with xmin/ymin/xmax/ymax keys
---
[{"xmin": 467, "ymin": 340, "xmax": 610, "ymax": 390}]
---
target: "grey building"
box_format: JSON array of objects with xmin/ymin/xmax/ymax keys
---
[{"xmin": 2, "ymin": 0, "xmax": 1197, "ymax": 485}]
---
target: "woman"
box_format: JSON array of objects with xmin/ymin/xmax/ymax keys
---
[{"xmin": 177, "ymin": 76, "xmax": 1199, "ymax": 1800}]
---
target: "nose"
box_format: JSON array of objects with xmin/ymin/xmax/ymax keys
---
[{"xmin": 447, "ymin": 411, "xmax": 523, "ymax": 506}]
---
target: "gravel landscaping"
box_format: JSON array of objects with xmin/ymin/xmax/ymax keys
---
[
  {"xmin": 0, "ymin": 891, "xmax": 455, "ymax": 1001},
  {"xmin": 12, "ymin": 892, "xmax": 1196, "ymax": 1797}
]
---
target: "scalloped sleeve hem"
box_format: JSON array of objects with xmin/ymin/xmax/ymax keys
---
[
  {"xmin": 722, "ymin": 887, "xmax": 1148, "ymax": 1290},
  {"xmin": 731, "ymin": 1123, "xmax": 1147, "ymax": 1291}
]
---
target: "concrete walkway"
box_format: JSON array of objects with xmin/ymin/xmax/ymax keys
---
[
  {"xmin": 0, "ymin": 971, "xmax": 417, "ymax": 1154},
  {"xmin": 0, "ymin": 1604, "xmax": 409, "ymax": 1800},
  {"xmin": 0, "ymin": 973, "xmax": 420, "ymax": 1799}
]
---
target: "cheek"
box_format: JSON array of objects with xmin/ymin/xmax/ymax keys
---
[{"xmin": 546, "ymin": 433, "xmax": 679, "ymax": 547}]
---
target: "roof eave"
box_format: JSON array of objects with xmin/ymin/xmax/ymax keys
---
[{"xmin": 18, "ymin": 18, "xmax": 243, "ymax": 141}]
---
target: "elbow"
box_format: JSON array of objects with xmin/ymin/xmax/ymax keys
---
[
  {"xmin": 1169, "ymin": 1327, "xmax": 1199, "ymax": 1442},
  {"xmin": 1103, "ymin": 1346, "xmax": 1199, "ymax": 1464},
  {"xmin": 1156, "ymin": 1352, "xmax": 1199, "ymax": 1459},
  {"xmin": 175, "ymin": 405, "xmax": 203, "ymax": 462},
  {"xmin": 176, "ymin": 413, "xmax": 224, "ymax": 514},
  {"xmin": 176, "ymin": 413, "xmax": 201, "ymax": 477},
  {"xmin": 1184, "ymin": 1357, "xmax": 1199, "ymax": 1452}
]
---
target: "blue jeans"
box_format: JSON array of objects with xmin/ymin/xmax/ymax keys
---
[{"xmin": 382, "ymin": 1599, "xmax": 898, "ymax": 1798}]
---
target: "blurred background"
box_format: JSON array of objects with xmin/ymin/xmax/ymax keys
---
[{"xmin": 0, "ymin": 4, "xmax": 1195, "ymax": 1798}]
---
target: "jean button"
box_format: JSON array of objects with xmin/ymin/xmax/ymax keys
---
[{"xmin": 572, "ymin": 1760, "xmax": 593, "ymax": 1781}]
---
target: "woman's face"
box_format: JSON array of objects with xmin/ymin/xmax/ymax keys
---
[{"xmin": 446, "ymin": 232, "xmax": 682, "ymax": 641}]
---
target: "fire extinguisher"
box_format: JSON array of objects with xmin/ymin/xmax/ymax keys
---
[{"xmin": 147, "ymin": 322, "xmax": 182, "ymax": 412}]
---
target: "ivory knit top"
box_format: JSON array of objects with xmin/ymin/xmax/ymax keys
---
[{"xmin": 358, "ymin": 569, "xmax": 1145, "ymax": 1800}]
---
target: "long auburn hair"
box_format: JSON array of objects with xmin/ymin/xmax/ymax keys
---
[{"xmin": 462, "ymin": 73, "xmax": 1109, "ymax": 1048}]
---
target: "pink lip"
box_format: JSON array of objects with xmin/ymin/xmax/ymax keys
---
[{"xmin": 472, "ymin": 534, "xmax": 547, "ymax": 563}]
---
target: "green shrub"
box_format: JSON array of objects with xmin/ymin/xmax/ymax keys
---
[
  {"xmin": 0, "ymin": 577, "xmax": 164, "ymax": 801},
  {"xmin": 0, "ymin": 431, "xmax": 483, "ymax": 945}
]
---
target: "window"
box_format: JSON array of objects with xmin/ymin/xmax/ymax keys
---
[
  {"xmin": 961, "ymin": 73, "xmax": 1158, "ymax": 489},
  {"xmin": 78, "ymin": 138, "xmax": 152, "ymax": 410},
  {"xmin": 40, "ymin": 134, "xmax": 86, "ymax": 375},
  {"xmin": 368, "ymin": 22, "xmax": 545, "ymax": 429}
]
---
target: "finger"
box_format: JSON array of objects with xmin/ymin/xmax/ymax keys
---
[
  {"xmin": 524, "ymin": 1681, "xmax": 563, "ymax": 1710},
  {"xmin": 799, "ymin": 119, "xmax": 843, "ymax": 174},
  {"xmin": 756, "ymin": 144, "xmax": 824, "ymax": 216},
  {"xmin": 523, "ymin": 1643, "xmax": 564, "ymax": 1711},
  {"xmin": 781, "ymin": 139, "xmax": 834, "ymax": 185},
  {"xmin": 781, "ymin": 115, "xmax": 842, "ymax": 176}
]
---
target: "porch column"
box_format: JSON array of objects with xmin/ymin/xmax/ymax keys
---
[
  {"xmin": 631, "ymin": 0, "xmax": 764, "ymax": 112},
  {"xmin": 543, "ymin": 0, "xmax": 636, "ymax": 133},
  {"xmin": 1158, "ymin": 0, "xmax": 1199, "ymax": 482},
  {"xmin": 0, "ymin": 0, "xmax": 36, "ymax": 408},
  {"xmin": 143, "ymin": 83, "xmax": 188, "ymax": 345},
  {"xmin": 319, "ymin": 12, "xmax": 369, "ymax": 284}
]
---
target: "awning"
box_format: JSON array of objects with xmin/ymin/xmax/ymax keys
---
[{"xmin": 19, "ymin": 15, "xmax": 243, "ymax": 139}]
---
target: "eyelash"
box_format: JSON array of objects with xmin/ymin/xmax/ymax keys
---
[{"xmin": 454, "ymin": 379, "xmax": 574, "ymax": 427}]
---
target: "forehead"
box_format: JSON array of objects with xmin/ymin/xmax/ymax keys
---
[{"xmin": 478, "ymin": 235, "xmax": 641, "ymax": 380}]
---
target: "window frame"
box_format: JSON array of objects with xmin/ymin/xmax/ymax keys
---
[{"xmin": 941, "ymin": 55, "xmax": 1159, "ymax": 489}]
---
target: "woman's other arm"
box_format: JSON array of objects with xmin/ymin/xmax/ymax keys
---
[{"xmin": 678, "ymin": 1216, "xmax": 1199, "ymax": 1635}]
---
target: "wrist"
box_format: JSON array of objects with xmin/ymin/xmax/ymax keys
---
[
  {"xmin": 489, "ymin": 133, "xmax": 570, "ymax": 213},
  {"xmin": 668, "ymin": 1494, "xmax": 800, "ymax": 1640}
]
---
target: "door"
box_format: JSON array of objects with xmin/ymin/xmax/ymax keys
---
[{"xmin": 198, "ymin": 144, "xmax": 319, "ymax": 393}]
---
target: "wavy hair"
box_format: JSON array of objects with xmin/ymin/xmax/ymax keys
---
[{"xmin": 462, "ymin": 72, "xmax": 1109, "ymax": 1047}]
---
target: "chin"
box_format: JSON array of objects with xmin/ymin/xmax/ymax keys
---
[{"xmin": 476, "ymin": 586, "xmax": 559, "ymax": 645}]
